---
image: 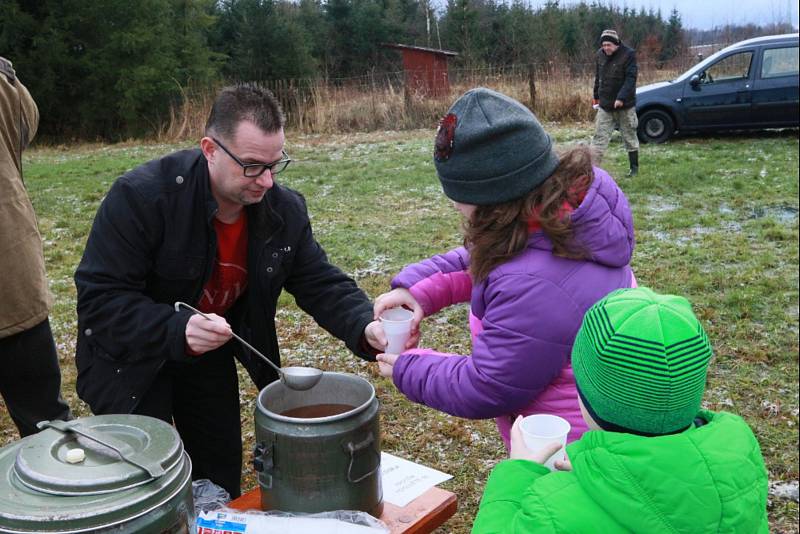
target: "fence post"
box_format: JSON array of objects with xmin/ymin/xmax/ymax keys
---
[
  {"xmin": 528, "ymin": 64, "xmax": 536, "ymax": 112},
  {"xmin": 404, "ymin": 78, "xmax": 413, "ymax": 118}
]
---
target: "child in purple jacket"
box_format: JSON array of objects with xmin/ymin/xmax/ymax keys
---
[{"xmin": 374, "ymin": 88, "xmax": 636, "ymax": 448}]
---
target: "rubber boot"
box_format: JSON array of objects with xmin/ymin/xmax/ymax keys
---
[{"xmin": 628, "ymin": 151, "xmax": 639, "ymax": 176}]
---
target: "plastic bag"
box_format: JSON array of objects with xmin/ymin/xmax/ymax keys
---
[
  {"xmin": 195, "ymin": 507, "xmax": 389, "ymax": 534},
  {"xmin": 192, "ymin": 479, "xmax": 231, "ymax": 515}
]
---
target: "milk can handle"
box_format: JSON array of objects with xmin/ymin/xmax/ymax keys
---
[
  {"xmin": 37, "ymin": 420, "xmax": 165, "ymax": 478},
  {"xmin": 345, "ymin": 432, "xmax": 380, "ymax": 484}
]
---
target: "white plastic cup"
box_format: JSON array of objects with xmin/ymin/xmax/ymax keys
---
[
  {"xmin": 519, "ymin": 414, "xmax": 571, "ymax": 471},
  {"xmin": 379, "ymin": 308, "xmax": 414, "ymax": 354}
]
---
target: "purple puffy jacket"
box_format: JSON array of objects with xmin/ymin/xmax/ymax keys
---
[{"xmin": 390, "ymin": 167, "xmax": 635, "ymax": 448}]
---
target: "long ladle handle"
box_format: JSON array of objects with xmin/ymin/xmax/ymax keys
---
[{"xmin": 174, "ymin": 301, "xmax": 283, "ymax": 376}]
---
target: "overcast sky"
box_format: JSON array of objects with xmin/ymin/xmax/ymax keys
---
[{"xmin": 528, "ymin": 0, "xmax": 799, "ymax": 30}]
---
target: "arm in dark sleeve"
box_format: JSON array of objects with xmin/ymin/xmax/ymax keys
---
[
  {"xmin": 283, "ymin": 206, "xmax": 375, "ymax": 361},
  {"xmin": 593, "ymin": 54, "xmax": 600, "ymax": 100},
  {"xmin": 616, "ymin": 51, "xmax": 638, "ymax": 104},
  {"xmin": 75, "ymin": 178, "xmax": 192, "ymax": 364}
]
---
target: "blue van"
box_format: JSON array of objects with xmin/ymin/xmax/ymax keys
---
[{"xmin": 636, "ymin": 33, "xmax": 799, "ymax": 143}]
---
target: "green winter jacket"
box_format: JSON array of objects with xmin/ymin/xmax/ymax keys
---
[{"xmin": 472, "ymin": 411, "xmax": 768, "ymax": 533}]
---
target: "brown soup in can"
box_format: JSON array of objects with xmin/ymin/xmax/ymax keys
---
[{"xmin": 280, "ymin": 403, "xmax": 355, "ymax": 418}]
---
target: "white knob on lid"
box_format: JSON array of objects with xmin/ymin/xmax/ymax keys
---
[{"xmin": 65, "ymin": 448, "xmax": 85, "ymax": 464}]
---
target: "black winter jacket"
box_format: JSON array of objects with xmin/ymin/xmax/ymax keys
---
[
  {"xmin": 593, "ymin": 44, "xmax": 638, "ymax": 111},
  {"xmin": 75, "ymin": 149, "xmax": 375, "ymax": 414}
]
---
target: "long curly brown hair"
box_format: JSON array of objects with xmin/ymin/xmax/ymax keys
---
[{"xmin": 464, "ymin": 145, "xmax": 594, "ymax": 282}]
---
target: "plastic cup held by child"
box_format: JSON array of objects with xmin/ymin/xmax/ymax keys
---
[
  {"xmin": 379, "ymin": 308, "xmax": 414, "ymax": 354},
  {"xmin": 519, "ymin": 414, "xmax": 571, "ymax": 471}
]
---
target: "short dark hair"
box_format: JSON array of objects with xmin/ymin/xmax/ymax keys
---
[{"xmin": 205, "ymin": 83, "xmax": 285, "ymax": 140}]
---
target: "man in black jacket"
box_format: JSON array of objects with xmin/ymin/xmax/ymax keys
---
[
  {"xmin": 74, "ymin": 84, "xmax": 386, "ymax": 498},
  {"xmin": 591, "ymin": 29, "xmax": 640, "ymax": 176}
]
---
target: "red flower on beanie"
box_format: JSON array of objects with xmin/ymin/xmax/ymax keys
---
[{"xmin": 434, "ymin": 113, "xmax": 457, "ymax": 161}]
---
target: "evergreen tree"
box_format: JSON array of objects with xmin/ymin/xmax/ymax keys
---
[
  {"xmin": 559, "ymin": 10, "xmax": 580, "ymax": 60},
  {"xmin": 491, "ymin": 0, "xmax": 535, "ymax": 65},
  {"xmin": 1, "ymin": 0, "xmax": 220, "ymax": 138},
  {"xmin": 440, "ymin": 0, "xmax": 483, "ymax": 67},
  {"xmin": 297, "ymin": 0, "xmax": 331, "ymax": 75},
  {"xmin": 216, "ymin": 0, "xmax": 317, "ymax": 81},
  {"xmin": 322, "ymin": 0, "xmax": 401, "ymax": 77},
  {"xmin": 660, "ymin": 8, "xmax": 685, "ymax": 62},
  {"xmin": 391, "ymin": 0, "xmax": 430, "ymax": 47},
  {"xmin": 171, "ymin": 0, "xmax": 224, "ymax": 86}
]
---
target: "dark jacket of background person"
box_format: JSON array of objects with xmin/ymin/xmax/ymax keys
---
[
  {"xmin": 593, "ymin": 44, "xmax": 638, "ymax": 111},
  {"xmin": 0, "ymin": 57, "xmax": 50, "ymax": 338},
  {"xmin": 74, "ymin": 148, "xmax": 375, "ymax": 415}
]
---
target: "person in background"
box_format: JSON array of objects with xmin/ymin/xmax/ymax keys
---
[
  {"xmin": 0, "ymin": 56, "xmax": 72, "ymax": 437},
  {"xmin": 472, "ymin": 287, "xmax": 768, "ymax": 533},
  {"xmin": 74, "ymin": 83, "xmax": 386, "ymax": 498},
  {"xmin": 591, "ymin": 29, "xmax": 640, "ymax": 176},
  {"xmin": 373, "ymin": 87, "xmax": 635, "ymax": 450}
]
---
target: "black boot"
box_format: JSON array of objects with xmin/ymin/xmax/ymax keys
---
[{"xmin": 628, "ymin": 151, "xmax": 639, "ymax": 176}]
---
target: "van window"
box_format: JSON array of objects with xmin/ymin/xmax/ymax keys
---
[
  {"xmin": 761, "ymin": 46, "xmax": 799, "ymax": 79},
  {"xmin": 702, "ymin": 51, "xmax": 753, "ymax": 83}
]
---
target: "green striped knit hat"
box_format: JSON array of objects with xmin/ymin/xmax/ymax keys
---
[{"xmin": 572, "ymin": 287, "xmax": 713, "ymax": 436}]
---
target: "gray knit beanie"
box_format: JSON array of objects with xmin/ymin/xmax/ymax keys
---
[
  {"xmin": 600, "ymin": 29, "xmax": 621, "ymax": 45},
  {"xmin": 433, "ymin": 87, "xmax": 560, "ymax": 206}
]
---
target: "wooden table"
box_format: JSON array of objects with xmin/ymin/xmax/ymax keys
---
[{"xmin": 227, "ymin": 486, "xmax": 457, "ymax": 533}]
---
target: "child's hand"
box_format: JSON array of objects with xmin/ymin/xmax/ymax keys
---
[
  {"xmin": 553, "ymin": 456, "xmax": 573, "ymax": 471},
  {"xmin": 509, "ymin": 415, "xmax": 563, "ymax": 464},
  {"xmin": 376, "ymin": 353, "xmax": 398, "ymax": 378}
]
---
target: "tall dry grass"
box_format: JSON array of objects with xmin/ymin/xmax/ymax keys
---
[
  {"xmin": 156, "ymin": 84, "xmax": 222, "ymax": 142},
  {"xmin": 159, "ymin": 62, "xmax": 684, "ymax": 141}
]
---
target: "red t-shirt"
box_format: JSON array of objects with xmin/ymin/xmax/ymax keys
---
[{"xmin": 197, "ymin": 212, "xmax": 249, "ymax": 316}]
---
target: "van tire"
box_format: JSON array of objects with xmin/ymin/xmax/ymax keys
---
[{"xmin": 638, "ymin": 109, "xmax": 674, "ymax": 143}]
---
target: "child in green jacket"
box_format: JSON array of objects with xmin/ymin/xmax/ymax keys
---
[{"xmin": 472, "ymin": 287, "xmax": 769, "ymax": 533}]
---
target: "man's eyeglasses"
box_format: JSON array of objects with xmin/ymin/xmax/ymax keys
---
[{"xmin": 212, "ymin": 137, "xmax": 291, "ymax": 178}]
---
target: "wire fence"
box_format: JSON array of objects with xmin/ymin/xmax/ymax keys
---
[{"xmin": 160, "ymin": 58, "xmax": 696, "ymax": 139}]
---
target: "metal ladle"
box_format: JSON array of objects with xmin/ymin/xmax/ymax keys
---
[{"xmin": 174, "ymin": 301, "xmax": 323, "ymax": 391}]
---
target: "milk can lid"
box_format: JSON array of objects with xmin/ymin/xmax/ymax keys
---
[
  {"xmin": 0, "ymin": 415, "xmax": 190, "ymax": 533},
  {"xmin": 13, "ymin": 415, "xmax": 183, "ymax": 494}
]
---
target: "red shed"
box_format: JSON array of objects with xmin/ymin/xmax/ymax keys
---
[{"xmin": 382, "ymin": 43, "xmax": 458, "ymax": 97}]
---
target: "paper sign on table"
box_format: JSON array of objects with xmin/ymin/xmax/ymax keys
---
[{"xmin": 380, "ymin": 452, "xmax": 452, "ymax": 507}]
